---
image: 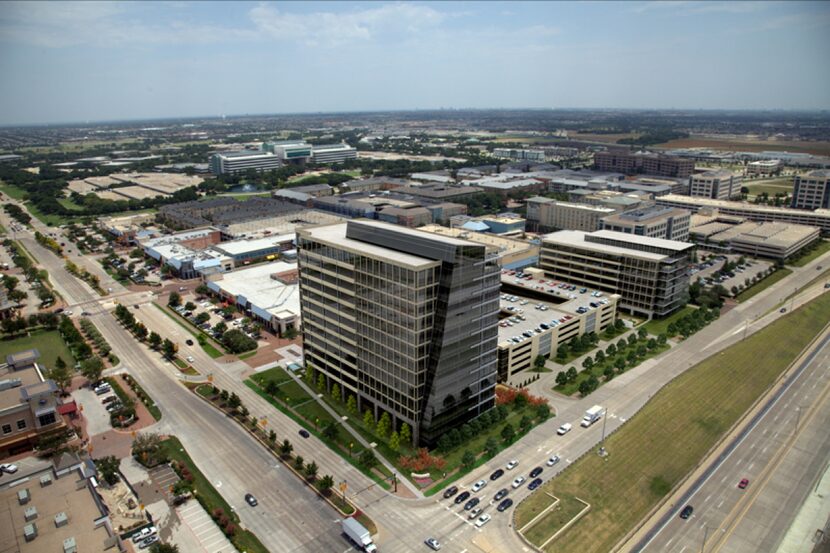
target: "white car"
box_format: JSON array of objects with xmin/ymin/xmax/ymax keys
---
[
  {"xmin": 1, "ymin": 463, "xmax": 18, "ymax": 474},
  {"xmin": 512, "ymin": 476, "xmax": 526, "ymax": 489},
  {"xmin": 468, "ymin": 506, "xmax": 482, "ymax": 519},
  {"xmin": 186, "ymin": 356, "xmax": 195, "ymax": 363},
  {"xmin": 471, "ymin": 479, "xmax": 487, "ymax": 493},
  {"xmin": 506, "ymin": 459, "xmax": 519, "ymax": 470},
  {"xmin": 546, "ymin": 455, "xmax": 560, "ymax": 467},
  {"xmin": 424, "ymin": 538, "xmax": 441, "ymax": 551},
  {"xmin": 475, "ymin": 514, "xmax": 491, "ymax": 528},
  {"xmin": 557, "ymin": 423, "xmax": 573, "ymax": 436},
  {"xmin": 131, "ymin": 526, "xmax": 158, "ymax": 543}
]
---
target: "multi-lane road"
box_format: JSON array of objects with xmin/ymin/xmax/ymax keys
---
[
  {"xmin": 634, "ymin": 328, "xmax": 830, "ymax": 553},
  {"xmin": 3, "ymin": 196, "xmax": 830, "ymax": 553}
]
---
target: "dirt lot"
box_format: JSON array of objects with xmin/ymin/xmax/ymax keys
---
[{"xmin": 656, "ymin": 136, "xmax": 830, "ymax": 157}]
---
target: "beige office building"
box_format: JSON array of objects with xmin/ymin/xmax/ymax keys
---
[
  {"xmin": 690, "ymin": 170, "xmax": 743, "ymax": 200},
  {"xmin": 540, "ymin": 230, "xmax": 694, "ymax": 317},
  {"xmin": 600, "ymin": 205, "xmax": 691, "ymax": 241},
  {"xmin": 792, "ymin": 170, "xmax": 830, "ymax": 210},
  {"xmin": 526, "ymin": 197, "xmax": 616, "ymax": 232}
]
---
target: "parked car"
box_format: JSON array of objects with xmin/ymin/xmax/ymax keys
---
[
  {"xmin": 454, "ymin": 491, "xmax": 471, "ymax": 504},
  {"xmin": 131, "ymin": 526, "xmax": 158, "ymax": 543},
  {"xmin": 139, "ymin": 535, "xmax": 159, "ymax": 549},
  {"xmin": 512, "ymin": 476, "xmax": 526, "ymax": 489},
  {"xmin": 467, "ymin": 506, "xmax": 482, "ymax": 520},
  {"xmin": 101, "ymin": 395, "xmax": 118, "ymax": 404},
  {"xmin": 471, "ymin": 480, "xmax": 487, "ymax": 493},
  {"xmin": 529, "ymin": 467, "xmax": 543, "ymax": 478},
  {"xmin": 186, "ymin": 356, "xmax": 195, "ymax": 363},
  {"xmin": 546, "ymin": 455, "xmax": 560, "ymax": 467},
  {"xmin": 506, "ymin": 459, "xmax": 519, "ymax": 470},
  {"xmin": 442, "ymin": 486, "xmax": 458, "ymax": 499},
  {"xmin": 494, "ymin": 488, "xmax": 508, "ymax": 501},
  {"xmin": 463, "ymin": 497, "xmax": 480, "ymax": 511},
  {"xmin": 0, "ymin": 463, "xmax": 18, "ymax": 474},
  {"xmin": 490, "ymin": 468, "xmax": 504, "ymax": 481},
  {"xmin": 475, "ymin": 514, "xmax": 491, "ymax": 528},
  {"xmin": 528, "ymin": 478, "xmax": 543, "ymax": 491}
]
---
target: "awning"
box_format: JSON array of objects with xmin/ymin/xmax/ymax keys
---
[{"xmin": 57, "ymin": 402, "xmax": 78, "ymax": 415}]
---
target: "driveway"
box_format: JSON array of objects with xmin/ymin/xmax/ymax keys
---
[
  {"xmin": 72, "ymin": 387, "xmax": 111, "ymax": 436},
  {"xmin": 174, "ymin": 500, "xmax": 237, "ymax": 553}
]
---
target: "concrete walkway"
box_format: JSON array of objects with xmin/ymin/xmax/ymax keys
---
[{"xmin": 777, "ymin": 459, "xmax": 830, "ymax": 552}]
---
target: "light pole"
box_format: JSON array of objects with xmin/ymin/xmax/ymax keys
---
[
  {"xmin": 701, "ymin": 524, "xmax": 709, "ymax": 553},
  {"xmin": 795, "ymin": 406, "xmax": 802, "ymax": 432},
  {"xmin": 598, "ymin": 408, "xmax": 609, "ymax": 457}
]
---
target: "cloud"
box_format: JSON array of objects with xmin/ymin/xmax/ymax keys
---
[
  {"xmin": 630, "ymin": 1, "xmax": 769, "ymax": 15},
  {"xmin": 248, "ymin": 2, "xmax": 448, "ymax": 46}
]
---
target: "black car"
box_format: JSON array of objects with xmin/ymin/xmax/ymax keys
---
[
  {"xmin": 443, "ymin": 486, "xmax": 459, "ymax": 499},
  {"xmin": 490, "ymin": 468, "xmax": 504, "ymax": 481},
  {"xmin": 528, "ymin": 478, "xmax": 543, "ymax": 491},
  {"xmin": 497, "ymin": 498, "xmax": 514, "ymax": 512},
  {"xmin": 680, "ymin": 505, "xmax": 694, "ymax": 519},
  {"xmin": 186, "ymin": 339, "xmax": 194, "ymax": 346},
  {"xmin": 463, "ymin": 497, "xmax": 480, "ymax": 511},
  {"xmin": 454, "ymin": 491, "xmax": 471, "ymax": 504},
  {"xmin": 529, "ymin": 466, "xmax": 543, "ymax": 478},
  {"xmin": 494, "ymin": 488, "xmax": 508, "ymax": 501},
  {"xmin": 245, "ymin": 493, "xmax": 258, "ymax": 507},
  {"xmin": 298, "ymin": 429, "xmax": 310, "ymax": 439}
]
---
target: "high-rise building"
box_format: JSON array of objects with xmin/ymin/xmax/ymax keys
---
[
  {"xmin": 593, "ymin": 151, "xmax": 694, "ymax": 178},
  {"xmin": 311, "ymin": 143, "xmax": 358, "ymax": 164},
  {"xmin": 297, "ymin": 220, "xmax": 500, "ymax": 445},
  {"xmin": 600, "ymin": 205, "xmax": 691, "ymax": 241},
  {"xmin": 540, "ymin": 230, "xmax": 694, "ymax": 317},
  {"xmin": 792, "ymin": 170, "xmax": 830, "ymax": 210},
  {"xmin": 690, "ymin": 170, "xmax": 743, "ymax": 200},
  {"xmin": 210, "ymin": 151, "xmax": 281, "ymax": 175}
]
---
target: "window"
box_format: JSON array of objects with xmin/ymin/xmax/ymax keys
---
[
  {"xmin": 1, "ymin": 424, "xmax": 11, "ymax": 435},
  {"xmin": 16, "ymin": 419, "xmax": 27, "ymax": 430},
  {"xmin": 38, "ymin": 412, "xmax": 57, "ymax": 427}
]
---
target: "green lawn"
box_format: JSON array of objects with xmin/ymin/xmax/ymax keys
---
[
  {"xmin": 24, "ymin": 202, "xmax": 73, "ymax": 226},
  {"xmin": 0, "ymin": 182, "xmax": 29, "ymax": 200},
  {"xmin": 735, "ymin": 268, "xmax": 793, "ymax": 303},
  {"xmin": 0, "ymin": 330, "xmax": 75, "ymax": 371},
  {"xmin": 516, "ymin": 290, "xmax": 830, "ymax": 553},
  {"xmin": 789, "ymin": 240, "xmax": 830, "ymax": 268},
  {"xmin": 161, "ymin": 436, "xmax": 268, "ymax": 553},
  {"xmin": 554, "ymin": 343, "xmax": 670, "ymax": 396},
  {"xmin": 57, "ymin": 198, "xmax": 84, "ymax": 211},
  {"xmin": 642, "ymin": 305, "xmax": 698, "ymax": 336},
  {"xmin": 745, "ymin": 178, "xmax": 793, "ymax": 197}
]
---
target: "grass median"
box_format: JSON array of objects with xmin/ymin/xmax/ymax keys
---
[
  {"xmin": 516, "ymin": 290, "xmax": 830, "ymax": 553},
  {"xmin": 735, "ymin": 267, "xmax": 792, "ymax": 303}
]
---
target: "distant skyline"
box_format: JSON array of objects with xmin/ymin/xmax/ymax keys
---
[{"xmin": 1, "ymin": 1, "xmax": 829, "ymax": 126}]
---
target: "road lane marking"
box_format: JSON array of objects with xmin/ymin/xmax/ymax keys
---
[
  {"xmin": 717, "ymin": 500, "xmax": 724, "ymax": 508},
  {"xmin": 704, "ymin": 494, "xmax": 711, "ymax": 503}
]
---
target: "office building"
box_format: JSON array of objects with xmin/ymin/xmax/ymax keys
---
[
  {"xmin": 792, "ymin": 170, "xmax": 830, "ymax": 210},
  {"xmin": 493, "ymin": 148, "xmax": 546, "ymax": 163},
  {"xmin": 210, "ymin": 151, "xmax": 281, "ymax": 175},
  {"xmin": 297, "ymin": 220, "xmax": 500, "ymax": 445},
  {"xmin": 747, "ymin": 159, "xmax": 783, "ymax": 176},
  {"xmin": 1, "ymin": 350, "xmax": 70, "ymax": 457},
  {"xmin": 418, "ymin": 224, "xmax": 539, "ymax": 270},
  {"xmin": 690, "ymin": 170, "xmax": 743, "ymax": 200},
  {"xmin": 311, "ymin": 143, "xmax": 358, "ymax": 164},
  {"xmin": 655, "ymin": 194, "xmax": 830, "ymax": 234},
  {"xmin": 263, "ymin": 141, "xmax": 313, "ymax": 164},
  {"xmin": 540, "ymin": 230, "xmax": 694, "ymax": 317},
  {"xmin": 594, "ymin": 151, "xmax": 694, "ymax": 178},
  {"xmin": 525, "ymin": 197, "xmax": 617, "ymax": 232},
  {"xmin": 690, "ymin": 219, "xmax": 820, "ymax": 260},
  {"xmin": 600, "ymin": 205, "xmax": 691, "ymax": 241}
]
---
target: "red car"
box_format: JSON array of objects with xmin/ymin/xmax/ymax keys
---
[{"xmin": 738, "ymin": 478, "xmax": 749, "ymax": 489}]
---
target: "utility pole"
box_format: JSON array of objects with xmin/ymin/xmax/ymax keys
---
[
  {"xmin": 701, "ymin": 524, "xmax": 709, "ymax": 553},
  {"xmin": 598, "ymin": 408, "xmax": 609, "ymax": 457}
]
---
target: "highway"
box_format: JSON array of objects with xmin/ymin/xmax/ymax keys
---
[
  {"xmin": 3, "ymin": 195, "xmax": 830, "ymax": 553},
  {"xmin": 633, "ymin": 328, "xmax": 830, "ymax": 553}
]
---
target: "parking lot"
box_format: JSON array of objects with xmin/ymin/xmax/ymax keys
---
[
  {"xmin": 688, "ymin": 253, "xmax": 772, "ymax": 295},
  {"xmin": 174, "ymin": 291, "xmax": 262, "ymax": 342},
  {"xmin": 72, "ymin": 386, "xmax": 112, "ymax": 436},
  {"xmin": 175, "ymin": 500, "xmax": 236, "ymax": 553}
]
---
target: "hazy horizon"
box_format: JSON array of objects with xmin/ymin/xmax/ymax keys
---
[{"xmin": 1, "ymin": 0, "xmax": 829, "ymax": 126}]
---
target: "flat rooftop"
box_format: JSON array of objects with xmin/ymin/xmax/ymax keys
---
[
  {"xmin": 300, "ymin": 223, "xmax": 440, "ymax": 269},
  {"xmin": 726, "ymin": 222, "xmax": 820, "ymax": 248},
  {"xmin": 0, "ymin": 360, "xmax": 43, "ymax": 412},
  {"xmin": 658, "ymin": 194, "xmax": 830, "ymax": 218},
  {"xmin": 353, "ymin": 219, "xmax": 480, "ymax": 247},
  {"xmin": 0, "ymin": 466, "xmax": 113, "ymax": 553},
  {"xmin": 210, "ymin": 261, "xmax": 300, "ymax": 317},
  {"xmin": 542, "ymin": 230, "xmax": 671, "ymax": 261},
  {"xmin": 212, "ymin": 234, "xmax": 294, "ymax": 256}
]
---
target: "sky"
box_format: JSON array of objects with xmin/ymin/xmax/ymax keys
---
[{"xmin": 0, "ymin": 1, "xmax": 829, "ymax": 125}]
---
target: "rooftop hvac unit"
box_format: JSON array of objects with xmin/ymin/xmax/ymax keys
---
[
  {"xmin": 17, "ymin": 489, "xmax": 30, "ymax": 505},
  {"xmin": 24, "ymin": 506, "xmax": 38, "ymax": 522},
  {"xmin": 40, "ymin": 474, "xmax": 53, "ymax": 487},
  {"xmin": 23, "ymin": 523, "xmax": 37, "ymax": 542},
  {"xmin": 55, "ymin": 512, "xmax": 68, "ymax": 528},
  {"xmin": 0, "ymin": 378, "xmax": 22, "ymax": 391}
]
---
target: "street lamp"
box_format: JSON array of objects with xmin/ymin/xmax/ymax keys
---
[
  {"xmin": 701, "ymin": 524, "xmax": 709, "ymax": 553},
  {"xmin": 598, "ymin": 408, "xmax": 609, "ymax": 457}
]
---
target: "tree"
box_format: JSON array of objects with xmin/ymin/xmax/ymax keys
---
[
  {"xmin": 185, "ymin": 302, "xmax": 197, "ymax": 311},
  {"xmin": 647, "ymin": 338, "xmax": 657, "ymax": 351},
  {"xmin": 556, "ymin": 344, "xmax": 569, "ymax": 361},
  {"xmin": 3, "ymin": 275, "xmax": 18, "ymax": 292},
  {"xmin": 162, "ymin": 339, "xmax": 177, "ymax": 359},
  {"xmin": 484, "ymin": 436, "xmax": 499, "ymax": 457},
  {"xmin": 148, "ymin": 332, "xmax": 162, "ymax": 350},
  {"xmin": 606, "ymin": 343, "xmax": 617, "ymax": 356},
  {"xmin": 535, "ymin": 403, "xmax": 551, "ymax": 421},
  {"xmin": 555, "ymin": 371, "xmax": 567, "ymax": 386},
  {"xmin": 359, "ymin": 449, "xmax": 377, "ymax": 468},
  {"xmin": 533, "ymin": 354, "xmax": 546, "ymax": 372},
  {"xmin": 318, "ymin": 475, "xmax": 335, "ymax": 495},
  {"xmin": 80, "ymin": 356, "xmax": 104, "ymax": 383},
  {"xmin": 213, "ymin": 321, "xmax": 227, "ymax": 335},
  {"xmin": 221, "ymin": 329, "xmax": 256, "ymax": 353},
  {"xmin": 331, "ymin": 383, "xmax": 341, "ymax": 403},
  {"xmin": 322, "ymin": 422, "xmax": 339, "ymax": 441},
  {"xmin": 595, "ymin": 350, "xmax": 606, "ymax": 363},
  {"xmin": 316, "ymin": 373, "xmax": 326, "ymax": 393},
  {"xmin": 519, "ymin": 415, "xmax": 533, "ymax": 432},
  {"xmin": 614, "ymin": 356, "xmax": 626, "ymax": 372},
  {"xmin": 461, "ymin": 450, "xmax": 476, "ymax": 469},
  {"xmin": 400, "ymin": 422, "xmax": 411, "ymax": 446},
  {"xmin": 614, "ymin": 319, "xmax": 625, "ymax": 331},
  {"xmin": 304, "ymin": 461, "xmax": 318, "ymax": 481},
  {"xmin": 168, "ymin": 291, "xmax": 182, "ymax": 307},
  {"xmin": 501, "ymin": 424, "xmax": 515, "ymax": 443},
  {"xmin": 194, "ymin": 312, "xmax": 210, "ymax": 325},
  {"xmin": 264, "ymin": 379, "xmax": 279, "ymax": 396},
  {"xmin": 657, "ymin": 333, "xmax": 668, "ymax": 346},
  {"xmin": 269, "ymin": 430, "xmax": 277, "ymax": 443},
  {"xmin": 293, "ymin": 455, "xmax": 304, "ymax": 470},
  {"xmin": 279, "ymin": 439, "xmax": 293, "ymax": 458},
  {"xmin": 228, "ymin": 392, "xmax": 241, "ymax": 409},
  {"xmin": 363, "ymin": 409, "xmax": 375, "ymax": 429},
  {"xmin": 389, "ymin": 430, "xmax": 400, "ymax": 452},
  {"xmin": 566, "ymin": 367, "xmax": 578, "ymax": 382},
  {"xmin": 95, "ymin": 455, "xmax": 121, "ymax": 485},
  {"xmin": 195, "ymin": 284, "xmax": 210, "ymax": 296},
  {"xmin": 35, "ymin": 426, "xmax": 75, "ymax": 457},
  {"xmin": 578, "ymin": 379, "xmax": 592, "ymax": 397},
  {"xmin": 582, "ymin": 356, "xmax": 594, "ymax": 371},
  {"xmin": 150, "ymin": 544, "xmax": 180, "ymax": 553},
  {"xmin": 8, "ymin": 289, "xmax": 27, "ymax": 302},
  {"xmin": 437, "ymin": 434, "xmax": 452, "ymax": 452},
  {"xmin": 133, "ymin": 322, "xmax": 148, "ymax": 341},
  {"xmin": 48, "ymin": 357, "xmax": 72, "ymax": 393},
  {"xmin": 376, "ymin": 412, "xmax": 391, "ymax": 440},
  {"xmin": 627, "ymin": 350, "xmax": 638, "ymax": 366},
  {"xmin": 132, "ymin": 433, "xmax": 165, "ymax": 466},
  {"xmin": 346, "ymin": 395, "xmax": 357, "ymax": 415}
]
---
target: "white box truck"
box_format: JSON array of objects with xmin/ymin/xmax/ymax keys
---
[
  {"xmin": 581, "ymin": 405, "xmax": 603, "ymax": 427},
  {"xmin": 342, "ymin": 517, "xmax": 377, "ymax": 552}
]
